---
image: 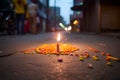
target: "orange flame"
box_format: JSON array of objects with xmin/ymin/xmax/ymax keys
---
[{"xmin": 57, "ymin": 33, "xmax": 61, "ymax": 41}]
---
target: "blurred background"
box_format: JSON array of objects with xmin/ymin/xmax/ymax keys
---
[{"xmin": 0, "ymin": 0, "xmax": 120, "ymax": 35}]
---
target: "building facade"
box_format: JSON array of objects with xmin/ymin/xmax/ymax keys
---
[
  {"xmin": 71, "ymin": 0, "xmax": 120, "ymax": 32},
  {"xmin": 49, "ymin": 6, "xmax": 63, "ymax": 31},
  {"xmin": 70, "ymin": 0, "xmax": 83, "ymax": 32}
]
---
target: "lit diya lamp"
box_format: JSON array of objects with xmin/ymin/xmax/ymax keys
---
[
  {"xmin": 57, "ymin": 32, "xmax": 61, "ymax": 53},
  {"xmin": 56, "ymin": 33, "xmax": 63, "ymax": 62},
  {"xmin": 34, "ymin": 32, "xmax": 79, "ymax": 55}
]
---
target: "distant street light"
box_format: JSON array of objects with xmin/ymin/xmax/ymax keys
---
[{"xmin": 73, "ymin": 19, "xmax": 79, "ymax": 25}]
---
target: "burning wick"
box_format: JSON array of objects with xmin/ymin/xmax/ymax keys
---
[
  {"xmin": 57, "ymin": 43, "xmax": 59, "ymax": 52},
  {"xmin": 57, "ymin": 33, "xmax": 61, "ymax": 52}
]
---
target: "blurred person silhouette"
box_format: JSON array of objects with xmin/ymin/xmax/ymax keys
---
[
  {"xmin": 0, "ymin": 0, "xmax": 15, "ymax": 35},
  {"xmin": 27, "ymin": 0, "xmax": 40, "ymax": 34},
  {"xmin": 24, "ymin": 10, "xmax": 30, "ymax": 33},
  {"xmin": 13, "ymin": 0, "xmax": 27, "ymax": 35}
]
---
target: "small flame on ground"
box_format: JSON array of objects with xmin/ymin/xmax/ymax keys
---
[{"xmin": 57, "ymin": 33, "xmax": 61, "ymax": 41}]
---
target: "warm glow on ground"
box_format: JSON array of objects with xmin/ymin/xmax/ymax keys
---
[{"xmin": 36, "ymin": 44, "xmax": 79, "ymax": 55}]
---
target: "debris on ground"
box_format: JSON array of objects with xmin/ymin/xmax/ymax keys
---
[
  {"xmin": 20, "ymin": 44, "xmax": 120, "ymax": 68},
  {"xmin": 106, "ymin": 62, "xmax": 112, "ymax": 66},
  {"xmin": 88, "ymin": 63, "xmax": 93, "ymax": 68}
]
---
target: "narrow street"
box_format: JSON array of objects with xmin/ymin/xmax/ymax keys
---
[{"xmin": 0, "ymin": 32, "xmax": 120, "ymax": 80}]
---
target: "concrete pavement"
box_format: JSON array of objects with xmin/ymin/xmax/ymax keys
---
[
  {"xmin": 0, "ymin": 32, "xmax": 120, "ymax": 57},
  {"xmin": 0, "ymin": 32, "xmax": 120, "ymax": 80}
]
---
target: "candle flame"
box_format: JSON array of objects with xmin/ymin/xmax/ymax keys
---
[{"xmin": 57, "ymin": 33, "xmax": 61, "ymax": 41}]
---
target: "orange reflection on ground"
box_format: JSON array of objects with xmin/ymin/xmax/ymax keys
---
[{"xmin": 36, "ymin": 44, "xmax": 79, "ymax": 55}]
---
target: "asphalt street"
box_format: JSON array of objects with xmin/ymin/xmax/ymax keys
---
[{"xmin": 0, "ymin": 32, "xmax": 120, "ymax": 80}]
